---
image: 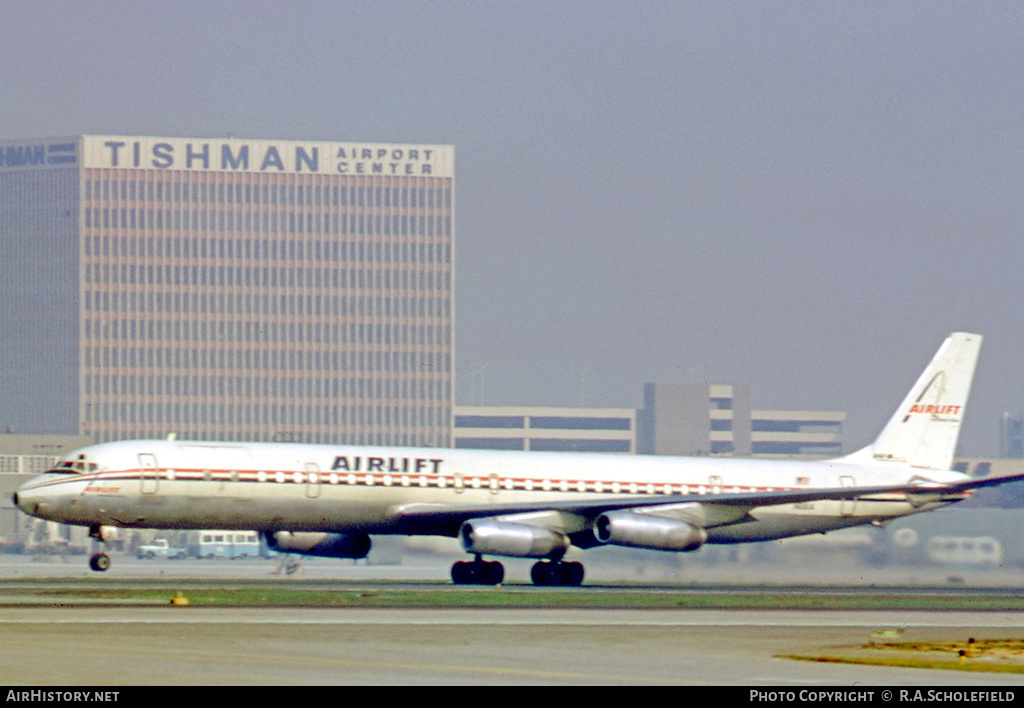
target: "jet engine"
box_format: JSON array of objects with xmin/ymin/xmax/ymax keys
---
[
  {"xmin": 594, "ymin": 511, "xmax": 706, "ymax": 552},
  {"xmin": 460, "ymin": 519, "xmax": 570, "ymax": 559},
  {"xmin": 264, "ymin": 531, "xmax": 371, "ymax": 559}
]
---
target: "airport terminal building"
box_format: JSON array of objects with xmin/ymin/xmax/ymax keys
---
[{"xmin": 0, "ymin": 136, "xmax": 455, "ymax": 447}]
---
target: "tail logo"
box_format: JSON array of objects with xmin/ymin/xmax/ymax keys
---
[
  {"xmin": 900, "ymin": 371, "xmax": 959, "ymax": 423},
  {"xmin": 908, "ymin": 404, "xmax": 962, "ymax": 417}
]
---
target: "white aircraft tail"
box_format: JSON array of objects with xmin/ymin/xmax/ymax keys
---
[{"xmin": 846, "ymin": 332, "xmax": 982, "ymax": 471}]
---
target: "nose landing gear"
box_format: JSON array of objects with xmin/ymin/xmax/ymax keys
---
[
  {"xmin": 88, "ymin": 525, "xmax": 112, "ymax": 572},
  {"xmin": 88, "ymin": 552, "xmax": 111, "ymax": 572}
]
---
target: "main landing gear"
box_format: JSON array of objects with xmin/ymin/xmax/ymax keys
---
[
  {"xmin": 449, "ymin": 556, "xmax": 586, "ymax": 587},
  {"xmin": 88, "ymin": 525, "xmax": 112, "ymax": 572},
  {"xmin": 530, "ymin": 560, "xmax": 584, "ymax": 587},
  {"xmin": 451, "ymin": 555, "xmax": 505, "ymax": 585}
]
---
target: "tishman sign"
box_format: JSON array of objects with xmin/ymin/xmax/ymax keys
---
[{"xmin": 80, "ymin": 136, "xmax": 454, "ymax": 177}]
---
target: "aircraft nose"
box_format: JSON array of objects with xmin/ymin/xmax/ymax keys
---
[
  {"xmin": 13, "ymin": 487, "xmax": 36, "ymax": 516},
  {"xmin": 14, "ymin": 477, "xmax": 51, "ymax": 517}
]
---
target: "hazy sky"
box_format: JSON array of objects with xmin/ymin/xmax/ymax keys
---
[{"xmin": 3, "ymin": 1, "xmax": 1022, "ymax": 454}]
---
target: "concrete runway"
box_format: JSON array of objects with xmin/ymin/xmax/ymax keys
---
[
  {"xmin": 4, "ymin": 556, "xmax": 1024, "ymax": 685},
  {"xmin": 3, "ymin": 605, "xmax": 1024, "ymax": 685}
]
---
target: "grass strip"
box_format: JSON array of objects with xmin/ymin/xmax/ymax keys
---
[
  {"xmin": 785, "ymin": 653, "xmax": 1024, "ymax": 674},
  {"xmin": 13, "ymin": 585, "xmax": 1024, "ymax": 610}
]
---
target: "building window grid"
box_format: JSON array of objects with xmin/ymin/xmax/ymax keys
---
[{"xmin": 80, "ymin": 167, "xmax": 452, "ymax": 444}]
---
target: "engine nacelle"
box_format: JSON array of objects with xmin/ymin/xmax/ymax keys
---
[
  {"xmin": 460, "ymin": 519, "xmax": 570, "ymax": 559},
  {"xmin": 265, "ymin": 531, "xmax": 371, "ymax": 559},
  {"xmin": 595, "ymin": 511, "xmax": 706, "ymax": 552}
]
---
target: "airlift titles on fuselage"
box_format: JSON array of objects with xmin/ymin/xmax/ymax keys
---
[{"xmin": 330, "ymin": 454, "xmax": 444, "ymax": 475}]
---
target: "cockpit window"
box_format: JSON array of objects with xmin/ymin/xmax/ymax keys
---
[{"xmin": 50, "ymin": 456, "xmax": 96, "ymax": 474}]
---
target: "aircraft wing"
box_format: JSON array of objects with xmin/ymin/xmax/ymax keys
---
[{"xmin": 389, "ymin": 475, "xmax": 1023, "ymax": 537}]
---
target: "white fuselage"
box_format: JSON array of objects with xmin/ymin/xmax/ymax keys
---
[{"xmin": 15, "ymin": 439, "xmax": 966, "ymax": 545}]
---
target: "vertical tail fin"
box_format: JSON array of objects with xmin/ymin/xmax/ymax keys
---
[{"xmin": 860, "ymin": 332, "xmax": 982, "ymax": 470}]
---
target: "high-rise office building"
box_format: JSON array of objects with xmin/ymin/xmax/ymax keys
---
[{"xmin": 0, "ymin": 135, "xmax": 455, "ymax": 446}]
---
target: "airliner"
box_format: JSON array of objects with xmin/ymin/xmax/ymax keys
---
[{"xmin": 14, "ymin": 332, "xmax": 1021, "ymax": 585}]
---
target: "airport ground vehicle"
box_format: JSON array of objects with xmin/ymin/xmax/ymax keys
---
[
  {"xmin": 135, "ymin": 538, "xmax": 187, "ymax": 560},
  {"xmin": 192, "ymin": 530, "xmax": 262, "ymax": 559}
]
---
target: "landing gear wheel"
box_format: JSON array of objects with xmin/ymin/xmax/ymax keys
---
[
  {"xmin": 451, "ymin": 558, "xmax": 504, "ymax": 585},
  {"xmin": 530, "ymin": 560, "xmax": 584, "ymax": 587},
  {"xmin": 89, "ymin": 553, "xmax": 111, "ymax": 572},
  {"xmin": 451, "ymin": 560, "xmax": 472, "ymax": 584},
  {"xmin": 562, "ymin": 561, "xmax": 585, "ymax": 587},
  {"xmin": 530, "ymin": 561, "xmax": 557, "ymax": 586},
  {"xmin": 485, "ymin": 561, "xmax": 505, "ymax": 585}
]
